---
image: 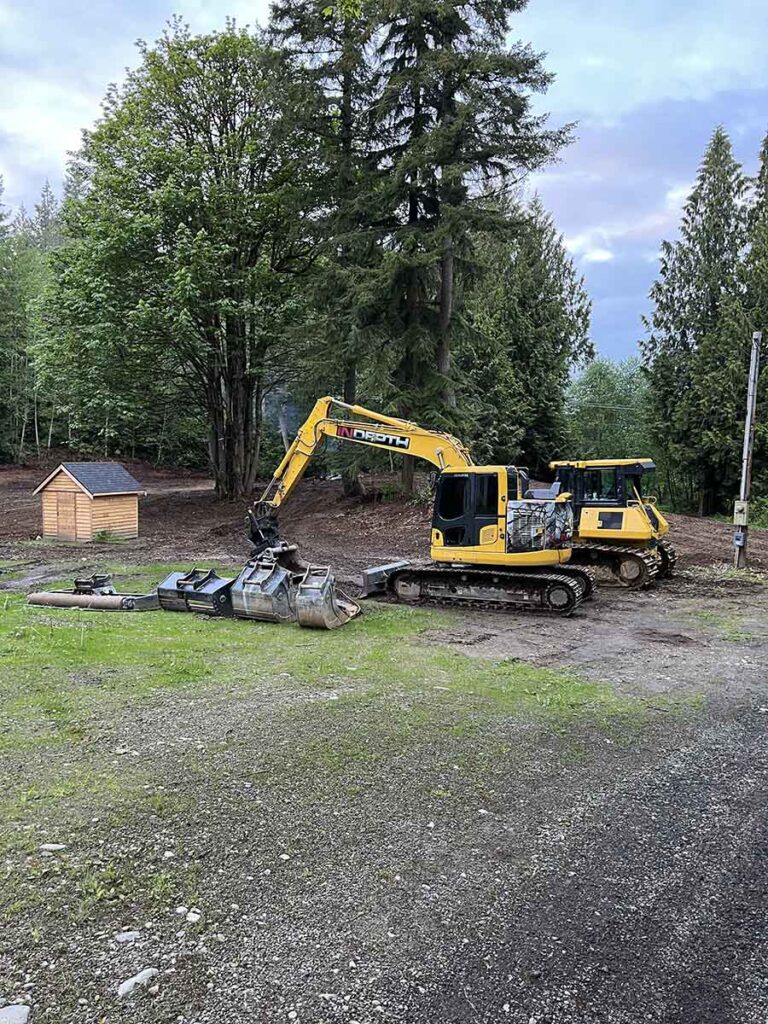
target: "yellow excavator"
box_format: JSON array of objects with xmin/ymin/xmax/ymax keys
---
[
  {"xmin": 248, "ymin": 397, "xmax": 595, "ymax": 615},
  {"xmin": 549, "ymin": 459, "xmax": 676, "ymax": 588}
]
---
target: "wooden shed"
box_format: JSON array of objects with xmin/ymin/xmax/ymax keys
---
[{"xmin": 33, "ymin": 463, "xmax": 145, "ymax": 542}]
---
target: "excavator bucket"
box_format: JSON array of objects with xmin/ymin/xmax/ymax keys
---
[
  {"xmin": 295, "ymin": 566, "xmax": 360, "ymax": 630},
  {"xmin": 157, "ymin": 568, "xmax": 235, "ymax": 616},
  {"xmin": 231, "ymin": 552, "xmax": 298, "ymax": 623}
]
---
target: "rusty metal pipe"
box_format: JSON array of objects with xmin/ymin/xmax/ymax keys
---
[{"xmin": 27, "ymin": 592, "xmax": 158, "ymax": 611}]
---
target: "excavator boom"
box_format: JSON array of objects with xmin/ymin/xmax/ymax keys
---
[{"xmin": 259, "ymin": 396, "xmax": 472, "ymax": 509}]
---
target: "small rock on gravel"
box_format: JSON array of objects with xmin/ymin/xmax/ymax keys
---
[
  {"xmin": 115, "ymin": 930, "xmax": 141, "ymax": 944},
  {"xmin": 117, "ymin": 968, "xmax": 159, "ymax": 999},
  {"xmin": 0, "ymin": 1008, "xmax": 31, "ymax": 1024},
  {"xmin": 39, "ymin": 843, "xmax": 66, "ymax": 853}
]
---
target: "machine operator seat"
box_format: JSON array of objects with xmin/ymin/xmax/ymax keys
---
[{"xmin": 525, "ymin": 482, "xmax": 562, "ymax": 500}]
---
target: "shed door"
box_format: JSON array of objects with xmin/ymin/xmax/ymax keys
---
[{"xmin": 56, "ymin": 492, "xmax": 77, "ymax": 541}]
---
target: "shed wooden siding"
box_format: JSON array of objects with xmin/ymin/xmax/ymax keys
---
[
  {"xmin": 91, "ymin": 495, "xmax": 139, "ymax": 539},
  {"xmin": 40, "ymin": 490, "xmax": 92, "ymax": 541},
  {"xmin": 76, "ymin": 493, "xmax": 92, "ymax": 540}
]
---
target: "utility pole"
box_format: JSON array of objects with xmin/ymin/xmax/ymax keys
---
[{"xmin": 733, "ymin": 330, "xmax": 762, "ymax": 569}]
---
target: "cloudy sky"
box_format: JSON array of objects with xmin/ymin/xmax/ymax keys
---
[{"xmin": 1, "ymin": 0, "xmax": 766, "ymax": 358}]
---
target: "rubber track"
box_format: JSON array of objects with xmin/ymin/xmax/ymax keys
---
[
  {"xmin": 387, "ymin": 564, "xmax": 585, "ymax": 616},
  {"xmin": 658, "ymin": 539, "xmax": 678, "ymax": 578},
  {"xmin": 569, "ymin": 543, "xmax": 660, "ymax": 589}
]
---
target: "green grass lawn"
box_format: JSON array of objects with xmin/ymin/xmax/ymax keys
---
[
  {"xmin": 1, "ymin": 575, "xmax": 637, "ymax": 755},
  {"xmin": 0, "ymin": 563, "xmax": 710, "ymax": 959},
  {"xmin": 0, "ymin": 567, "xmax": 698, "ymax": 867}
]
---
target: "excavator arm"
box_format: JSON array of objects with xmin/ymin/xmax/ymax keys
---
[
  {"xmin": 249, "ymin": 396, "xmax": 473, "ymax": 550},
  {"xmin": 260, "ymin": 396, "xmax": 472, "ymax": 508}
]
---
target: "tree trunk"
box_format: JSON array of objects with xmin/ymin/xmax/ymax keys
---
[
  {"xmin": 401, "ymin": 455, "xmax": 415, "ymax": 495},
  {"xmin": 342, "ymin": 360, "xmax": 364, "ymax": 498},
  {"xmin": 277, "ymin": 400, "xmax": 291, "ymax": 454},
  {"xmin": 17, "ymin": 401, "xmax": 28, "ymax": 464},
  {"xmin": 208, "ymin": 372, "xmax": 264, "ymax": 500},
  {"xmin": 33, "ymin": 390, "xmax": 40, "ymax": 455},
  {"xmin": 437, "ymin": 236, "xmax": 456, "ymax": 408}
]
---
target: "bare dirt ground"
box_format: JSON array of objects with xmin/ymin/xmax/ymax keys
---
[
  {"xmin": 3, "ymin": 460, "xmax": 767, "ymax": 574},
  {"xmin": 2, "ymin": 465, "xmax": 768, "ymax": 1023}
]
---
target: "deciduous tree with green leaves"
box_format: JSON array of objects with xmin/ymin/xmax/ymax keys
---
[
  {"xmin": 564, "ymin": 357, "xmax": 651, "ymax": 460},
  {"xmin": 44, "ymin": 23, "xmax": 325, "ymax": 497}
]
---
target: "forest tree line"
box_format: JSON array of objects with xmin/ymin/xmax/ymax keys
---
[
  {"xmin": 0, "ymin": 3, "xmax": 592, "ymax": 500},
  {"xmin": 0, "ymin": 3, "xmax": 766, "ymax": 515}
]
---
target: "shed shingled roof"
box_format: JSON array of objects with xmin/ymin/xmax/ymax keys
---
[{"xmin": 36, "ymin": 462, "xmax": 144, "ymax": 496}]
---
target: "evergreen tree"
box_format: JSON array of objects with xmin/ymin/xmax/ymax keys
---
[
  {"xmin": 743, "ymin": 132, "xmax": 768, "ymax": 496},
  {"xmin": 270, "ymin": 0, "xmax": 383, "ymax": 493},
  {"xmin": 461, "ymin": 195, "xmax": 592, "ymax": 471},
  {"xmin": 643, "ymin": 127, "xmax": 750, "ymax": 514},
  {"xmin": 368, "ymin": 0, "xmax": 571, "ymax": 487},
  {"xmin": 0, "ymin": 178, "xmax": 38, "ymax": 462},
  {"xmin": 0, "ymin": 177, "xmax": 16, "ymax": 460},
  {"xmin": 0, "ymin": 183, "xmax": 65, "ymax": 461}
]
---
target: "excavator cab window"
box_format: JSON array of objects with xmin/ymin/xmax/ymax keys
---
[
  {"xmin": 475, "ymin": 473, "xmax": 499, "ymax": 516},
  {"xmin": 433, "ymin": 471, "xmax": 502, "ymax": 547},
  {"xmin": 582, "ymin": 469, "xmax": 618, "ymax": 504},
  {"xmin": 437, "ymin": 474, "xmax": 467, "ymax": 521}
]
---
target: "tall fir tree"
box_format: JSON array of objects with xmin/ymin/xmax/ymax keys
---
[
  {"xmin": 743, "ymin": 132, "xmax": 768, "ymax": 494},
  {"xmin": 460, "ymin": 194, "xmax": 592, "ymax": 471},
  {"xmin": 270, "ymin": 0, "xmax": 383, "ymax": 493},
  {"xmin": 643, "ymin": 127, "xmax": 750, "ymax": 514},
  {"xmin": 0, "ymin": 177, "xmax": 15, "ymax": 459},
  {"xmin": 368, "ymin": 0, "xmax": 571, "ymax": 488}
]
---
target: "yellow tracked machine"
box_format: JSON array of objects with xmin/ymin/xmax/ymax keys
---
[
  {"xmin": 549, "ymin": 459, "xmax": 676, "ymax": 588},
  {"xmin": 248, "ymin": 397, "xmax": 596, "ymax": 616}
]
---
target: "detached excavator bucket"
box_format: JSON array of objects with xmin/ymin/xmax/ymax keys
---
[
  {"xmin": 231, "ymin": 553, "xmax": 298, "ymax": 623},
  {"xmin": 295, "ymin": 566, "xmax": 360, "ymax": 630},
  {"xmin": 157, "ymin": 568, "xmax": 235, "ymax": 616}
]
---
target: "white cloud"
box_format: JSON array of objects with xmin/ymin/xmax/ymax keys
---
[
  {"xmin": 0, "ymin": 0, "xmax": 273, "ymax": 210},
  {"xmin": 583, "ymin": 247, "xmax": 615, "ymax": 264},
  {"xmin": 563, "ymin": 180, "xmax": 694, "ymax": 264},
  {"xmin": 516, "ymin": 0, "xmax": 768, "ymax": 119}
]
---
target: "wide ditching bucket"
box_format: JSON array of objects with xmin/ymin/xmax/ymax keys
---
[{"xmin": 157, "ymin": 568, "xmax": 235, "ymax": 617}]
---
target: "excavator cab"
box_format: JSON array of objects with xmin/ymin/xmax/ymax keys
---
[{"xmin": 430, "ymin": 466, "xmax": 574, "ymax": 567}]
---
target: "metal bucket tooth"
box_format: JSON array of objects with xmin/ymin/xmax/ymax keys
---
[
  {"xmin": 295, "ymin": 566, "xmax": 360, "ymax": 630},
  {"xmin": 231, "ymin": 555, "xmax": 298, "ymax": 623}
]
